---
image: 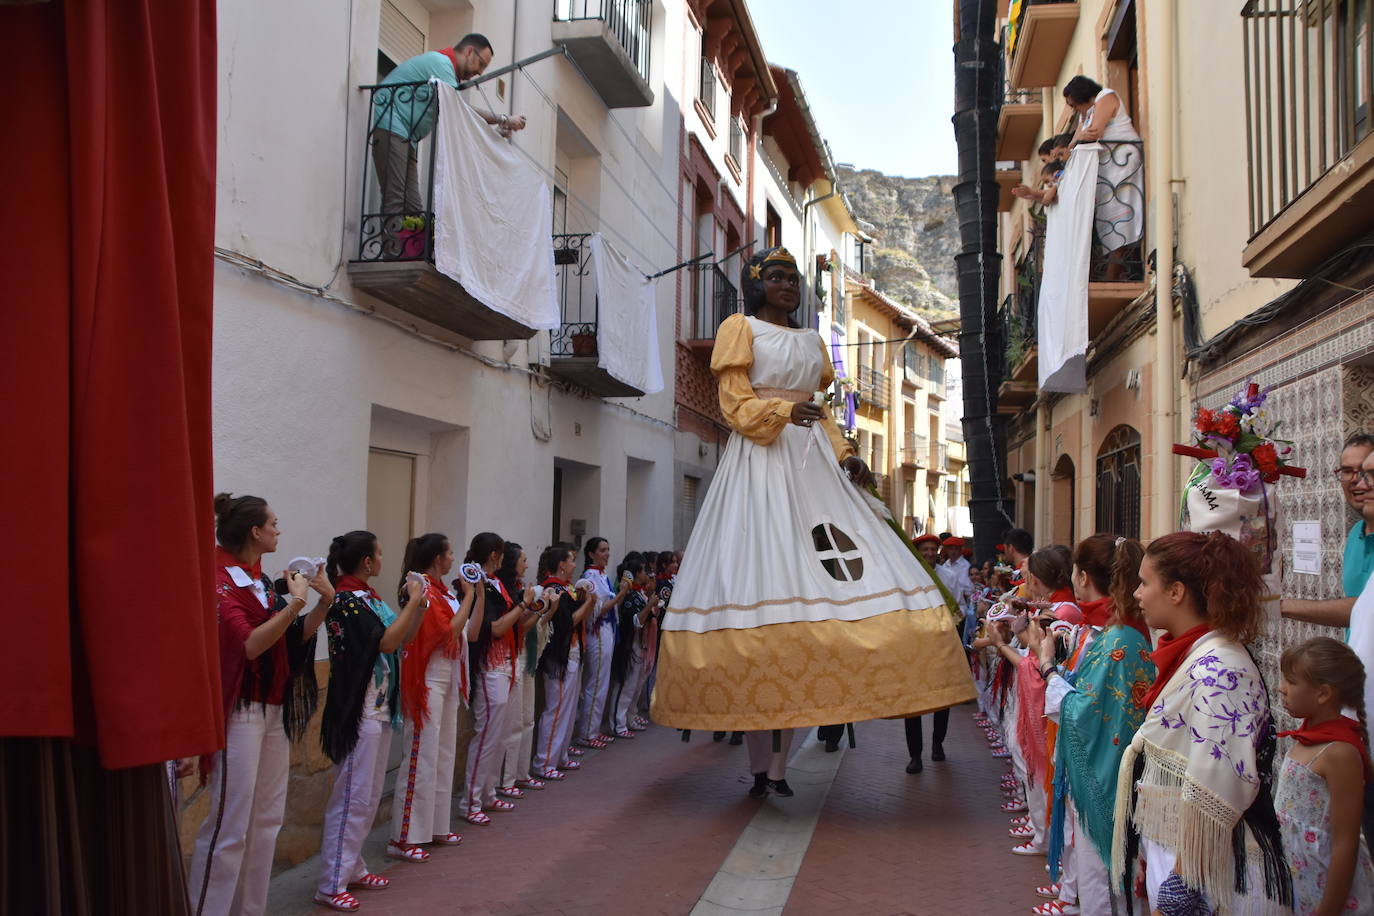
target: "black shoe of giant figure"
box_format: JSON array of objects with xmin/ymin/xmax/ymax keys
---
[
  {"xmin": 906, "ymin": 757, "xmax": 923, "ymax": 774},
  {"xmin": 767, "ymin": 779, "xmax": 794, "ymax": 797},
  {"xmin": 728, "ymin": 732, "xmax": 744, "ymax": 746},
  {"xmin": 713, "ymin": 731, "xmax": 726, "ymax": 742},
  {"xmin": 823, "ymin": 738, "xmax": 840, "ymax": 753},
  {"xmin": 748, "ymin": 772, "xmax": 769, "ymax": 798},
  {"xmin": 932, "ymin": 744, "xmax": 946, "ymax": 762}
]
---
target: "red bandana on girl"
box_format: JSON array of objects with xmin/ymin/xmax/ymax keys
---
[
  {"xmin": 333, "ymin": 574, "xmax": 380, "ymax": 604},
  {"xmin": 1139, "ymin": 623, "xmax": 1212, "ymax": 711},
  {"xmin": 1279, "ymin": 716, "xmax": 1374, "ymax": 782},
  {"xmin": 1078, "ymin": 596, "xmax": 1112, "ymax": 628}
]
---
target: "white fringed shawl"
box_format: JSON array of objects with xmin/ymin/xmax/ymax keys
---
[{"xmin": 1110, "ymin": 632, "xmax": 1284, "ymax": 913}]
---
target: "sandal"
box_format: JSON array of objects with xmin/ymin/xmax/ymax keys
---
[
  {"xmin": 577, "ymin": 738, "xmax": 607, "ymax": 750},
  {"xmin": 595, "ymin": 733, "xmax": 616, "ymax": 743},
  {"xmin": 431, "ymin": 833, "xmax": 462, "ymax": 846},
  {"xmin": 347, "ymin": 873, "xmax": 390, "ymax": 890},
  {"xmin": 487, "ymin": 799, "xmax": 516, "ymax": 811},
  {"xmin": 1011, "ymin": 841, "xmax": 1046, "ymax": 857},
  {"xmin": 517, "ymin": 778, "xmax": 545, "ymax": 790},
  {"xmin": 1000, "ymin": 800, "xmax": 1029, "ymax": 813},
  {"xmin": 497, "ymin": 786, "xmax": 524, "ymax": 799},
  {"xmin": 385, "ymin": 841, "xmax": 430, "ymax": 863},
  {"xmin": 992, "ymin": 748, "xmax": 1012, "ymax": 758},
  {"xmin": 1010, "ymin": 815, "xmax": 1030, "ymax": 826},
  {"xmin": 538, "ymin": 767, "xmax": 565, "ymax": 780},
  {"xmin": 559, "ymin": 759, "xmax": 581, "ymax": 770},
  {"xmin": 1009, "ymin": 825, "xmax": 1034, "ymax": 839},
  {"xmin": 567, "ymin": 747, "xmax": 585, "ymax": 757},
  {"xmin": 313, "ymin": 891, "xmax": 360, "ymax": 912},
  {"xmin": 613, "ymin": 729, "xmax": 635, "ymax": 739},
  {"xmin": 465, "ymin": 811, "xmax": 492, "ymax": 826},
  {"xmin": 1032, "ymin": 902, "xmax": 1078, "ymax": 915},
  {"xmin": 1035, "ymin": 883, "xmax": 1061, "ymax": 899}
]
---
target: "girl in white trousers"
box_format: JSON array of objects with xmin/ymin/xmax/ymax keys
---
[
  {"xmin": 387, "ymin": 534, "xmax": 477, "ymax": 863},
  {"xmin": 575, "ymin": 538, "xmax": 631, "ymax": 746},
  {"xmin": 313, "ymin": 531, "xmax": 427, "ymax": 911},
  {"xmin": 531, "ymin": 549, "xmax": 596, "ymax": 778}
]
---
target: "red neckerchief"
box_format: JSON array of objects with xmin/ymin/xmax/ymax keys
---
[
  {"xmin": 1049, "ymin": 587, "xmax": 1076, "ymax": 604},
  {"xmin": 215, "ymin": 545, "xmax": 262, "ymax": 581},
  {"xmin": 487, "ymin": 575, "xmax": 514, "ymax": 610},
  {"xmin": 1139, "ymin": 623, "xmax": 1212, "ymax": 711},
  {"xmin": 1079, "ymin": 596, "xmax": 1113, "ymax": 628},
  {"xmin": 334, "ymin": 574, "xmax": 380, "ymax": 604},
  {"xmin": 438, "ymin": 46, "xmax": 461, "ymax": 80},
  {"xmin": 1278, "ymin": 716, "xmax": 1374, "ymax": 782}
]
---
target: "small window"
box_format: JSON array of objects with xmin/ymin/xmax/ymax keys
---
[{"xmin": 698, "ymin": 57, "xmax": 717, "ymax": 122}]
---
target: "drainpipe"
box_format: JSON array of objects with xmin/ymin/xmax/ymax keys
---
[
  {"xmin": 1148, "ymin": 0, "xmax": 1177, "ymax": 537},
  {"xmin": 803, "ymin": 184, "xmax": 838, "ymax": 330},
  {"xmin": 1034, "ymin": 400, "xmax": 1050, "ymax": 537}
]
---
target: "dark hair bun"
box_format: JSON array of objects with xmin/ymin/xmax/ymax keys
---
[{"xmin": 213, "ymin": 491, "xmax": 236, "ymax": 519}]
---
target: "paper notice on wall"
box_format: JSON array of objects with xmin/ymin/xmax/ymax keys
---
[{"xmin": 1292, "ymin": 521, "xmax": 1321, "ymax": 575}]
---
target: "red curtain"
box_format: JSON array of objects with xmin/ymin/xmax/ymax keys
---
[{"xmin": 0, "ymin": 0, "xmax": 222, "ymax": 769}]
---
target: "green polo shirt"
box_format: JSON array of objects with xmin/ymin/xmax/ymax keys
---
[
  {"xmin": 372, "ymin": 51, "xmax": 458, "ymax": 142},
  {"xmin": 1345, "ymin": 519, "xmax": 1374, "ymax": 598}
]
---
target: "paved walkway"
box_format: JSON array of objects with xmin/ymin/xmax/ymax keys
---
[{"xmin": 266, "ymin": 705, "xmax": 1046, "ymax": 915}]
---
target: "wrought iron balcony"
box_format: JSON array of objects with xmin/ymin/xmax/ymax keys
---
[
  {"xmin": 1241, "ymin": 0, "xmax": 1374, "ymax": 277},
  {"xmin": 553, "ymin": 0, "xmax": 654, "ymax": 108},
  {"xmin": 997, "ymin": 83, "xmax": 1045, "ymax": 161},
  {"xmin": 858, "ymin": 367, "xmax": 890, "ymax": 410},
  {"xmin": 347, "ymin": 81, "xmax": 539, "ymax": 341},
  {"xmin": 686, "ymin": 261, "xmax": 739, "ymax": 355},
  {"xmin": 548, "ymin": 233, "xmax": 645, "ymax": 398},
  {"xmin": 902, "ymin": 433, "xmax": 930, "ymax": 468}
]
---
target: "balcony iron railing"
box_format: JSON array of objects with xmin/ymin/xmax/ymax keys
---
[
  {"xmin": 357, "ymin": 81, "xmax": 439, "ymax": 263},
  {"xmin": 728, "ymin": 116, "xmax": 745, "ymax": 170},
  {"xmin": 554, "ymin": 1, "xmax": 652, "ymax": 87},
  {"xmin": 698, "ymin": 57, "xmax": 717, "ymax": 123},
  {"xmin": 551, "ymin": 233, "xmax": 597, "ymax": 357},
  {"xmin": 859, "ymin": 367, "xmax": 890, "ymax": 410},
  {"xmin": 1242, "ymin": 0, "xmax": 1373, "ymax": 234},
  {"xmin": 1001, "ymin": 233, "xmax": 1041, "ymax": 377},
  {"xmin": 932, "ymin": 443, "xmax": 949, "ymax": 472},
  {"xmin": 689, "ymin": 262, "xmax": 739, "ymax": 340},
  {"xmin": 903, "ymin": 433, "xmax": 930, "ymax": 467},
  {"xmin": 1088, "ymin": 140, "xmax": 1146, "ymax": 282}
]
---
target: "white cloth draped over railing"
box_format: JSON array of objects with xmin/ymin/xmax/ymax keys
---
[
  {"xmin": 590, "ymin": 234, "xmax": 663, "ymax": 395},
  {"xmin": 1037, "ymin": 144, "xmax": 1098, "ymax": 394},
  {"xmin": 433, "ymin": 80, "xmax": 559, "ymax": 331}
]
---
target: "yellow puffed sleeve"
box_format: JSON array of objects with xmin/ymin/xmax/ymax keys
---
[
  {"xmin": 710, "ymin": 314, "xmax": 795, "ymax": 446},
  {"xmin": 814, "ymin": 334, "xmax": 856, "ymax": 462}
]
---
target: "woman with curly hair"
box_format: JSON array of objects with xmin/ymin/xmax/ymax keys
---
[{"xmin": 1110, "ymin": 531, "xmax": 1290, "ymax": 915}]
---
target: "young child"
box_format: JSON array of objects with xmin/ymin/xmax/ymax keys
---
[{"xmin": 1277, "ymin": 637, "xmax": 1374, "ymax": 916}]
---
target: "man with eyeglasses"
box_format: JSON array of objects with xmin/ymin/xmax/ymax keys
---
[{"xmin": 1282, "ymin": 433, "xmax": 1374, "ymax": 633}]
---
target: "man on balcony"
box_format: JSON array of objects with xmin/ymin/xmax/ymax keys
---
[{"xmin": 371, "ymin": 34, "xmax": 528, "ymax": 225}]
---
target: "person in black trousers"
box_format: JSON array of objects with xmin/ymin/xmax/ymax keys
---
[{"xmin": 903, "ymin": 709, "xmax": 948, "ymax": 773}]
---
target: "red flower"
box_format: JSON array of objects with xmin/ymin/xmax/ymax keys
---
[
  {"xmin": 1252, "ymin": 442, "xmax": 1280, "ymax": 482},
  {"xmin": 1110, "ymin": 647, "xmax": 1126, "ymax": 661},
  {"xmin": 1214, "ymin": 410, "xmax": 1241, "ymax": 440},
  {"xmin": 1194, "ymin": 408, "xmax": 1216, "ymax": 434},
  {"xmin": 1130, "ymin": 680, "xmax": 1150, "ymax": 707},
  {"xmin": 1140, "ymin": 649, "xmax": 1151, "ymax": 662},
  {"xmin": 1112, "ymin": 735, "xmax": 1120, "ymax": 745}
]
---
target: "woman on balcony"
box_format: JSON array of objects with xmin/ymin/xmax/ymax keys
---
[
  {"xmin": 1063, "ymin": 75, "xmax": 1144, "ymax": 281},
  {"xmin": 650, "ymin": 247, "xmax": 975, "ymax": 751}
]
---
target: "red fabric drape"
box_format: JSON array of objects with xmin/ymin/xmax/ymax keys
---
[{"xmin": 0, "ymin": 0, "xmax": 222, "ymax": 769}]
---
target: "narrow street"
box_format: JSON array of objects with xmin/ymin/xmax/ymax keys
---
[{"xmin": 268, "ymin": 705, "xmax": 1044, "ymax": 915}]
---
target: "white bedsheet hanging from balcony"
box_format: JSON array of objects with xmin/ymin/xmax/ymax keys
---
[
  {"xmin": 1037, "ymin": 143, "xmax": 1098, "ymax": 394},
  {"xmin": 590, "ymin": 234, "xmax": 663, "ymax": 395},
  {"xmin": 433, "ymin": 81, "xmax": 559, "ymax": 331}
]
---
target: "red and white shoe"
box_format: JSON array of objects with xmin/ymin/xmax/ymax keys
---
[
  {"xmin": 1011, "ymin": 841, "xmax": 1046, "ymax": 856},
  {"xmin": 517, "ymin": 777, "xmax": 546, "ymax": 790},
  {"xmin": 1009, "ymin": 824, "xmax": 1034, "ymax": 839},
  {"xmin": 313, "ymin": 891, "xmax": 360, "ymax": 912},
  {"xmin": 1031, "ymin": 901, "xmax": 1079, "ymax": 915},
  {"xmin": 538, "ymin": 767, "xmax": 565, "ymax": 780},
  {"xmin": 567, "ymin": 746, "xmax": 586, "ymax": 757},
  {"xmin": 430, "ymin": 833, "xmax": 462, "ymax": 846},
  {"xmin": 1034, "ymin": 883, "xmax": 1061, "ymax": 899},
  {"xmin": 1000, "ymin": 799, "xmax": 1029, "ymax": 813},
  {"xmin": 559, "ymin": 759, "xmax": 581, "ymax": 770},
  {"xmin": 1009, "ymin": 815, "xmax": 1030, "ymax": 827},
  {"xmin": 497, "ymin": 786, "xmax": 524, "ymax": 799}
]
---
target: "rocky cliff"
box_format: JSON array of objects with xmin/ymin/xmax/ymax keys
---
[{"xmin": 837, "ymin": 167, "xmax": 960, "ymax": 320}]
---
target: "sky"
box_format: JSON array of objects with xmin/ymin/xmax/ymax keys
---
[{"xmin": 747, "ymin": 0, "xmax": 957, "ymax": 179}]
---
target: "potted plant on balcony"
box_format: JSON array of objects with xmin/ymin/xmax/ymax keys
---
[
  {"xmin": 570, "ymin": 328, "xmax": 598, "ymax": 358},
  {"xmin": 396, "ymin": 215, "xmax": 426, "ymax": 260}
]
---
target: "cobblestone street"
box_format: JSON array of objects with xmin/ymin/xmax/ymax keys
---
[{"xmin": 268, "ymin": 705, "xmax": 1044, "ymax": 915}]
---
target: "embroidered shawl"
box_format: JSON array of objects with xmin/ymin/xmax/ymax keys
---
[
  {"xmin": 1049, "ymin": 624, "xmax": 1154, "ymax": 875},
  {"xmin": 1110, "ymin": 632, "xmax": 1291, "ymax": 914},
  {"xmin": 320, "ymin": 591, "xmax": 400, "ymax": 764}
]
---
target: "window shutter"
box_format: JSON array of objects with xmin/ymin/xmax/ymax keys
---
[{"xmin": 379, "ymin": 0, "xmax": 424, "ymax": 66}]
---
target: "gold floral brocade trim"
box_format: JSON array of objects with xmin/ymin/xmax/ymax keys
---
[
  {"xmin": 665, "ymin": 582, "xmax": 940, "ymax": 617},
  {"xmin": 753, "ymin": 387, "xmax": 812, "ymax": 402},
  {"xmin": 650, "ymin": 608, "xmax": 977, "ymax": 731}
]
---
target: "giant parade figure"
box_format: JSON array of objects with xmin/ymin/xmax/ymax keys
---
[{"xmin": 651, "ymin": 246, "xmax": 976, "ymax": 733}]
